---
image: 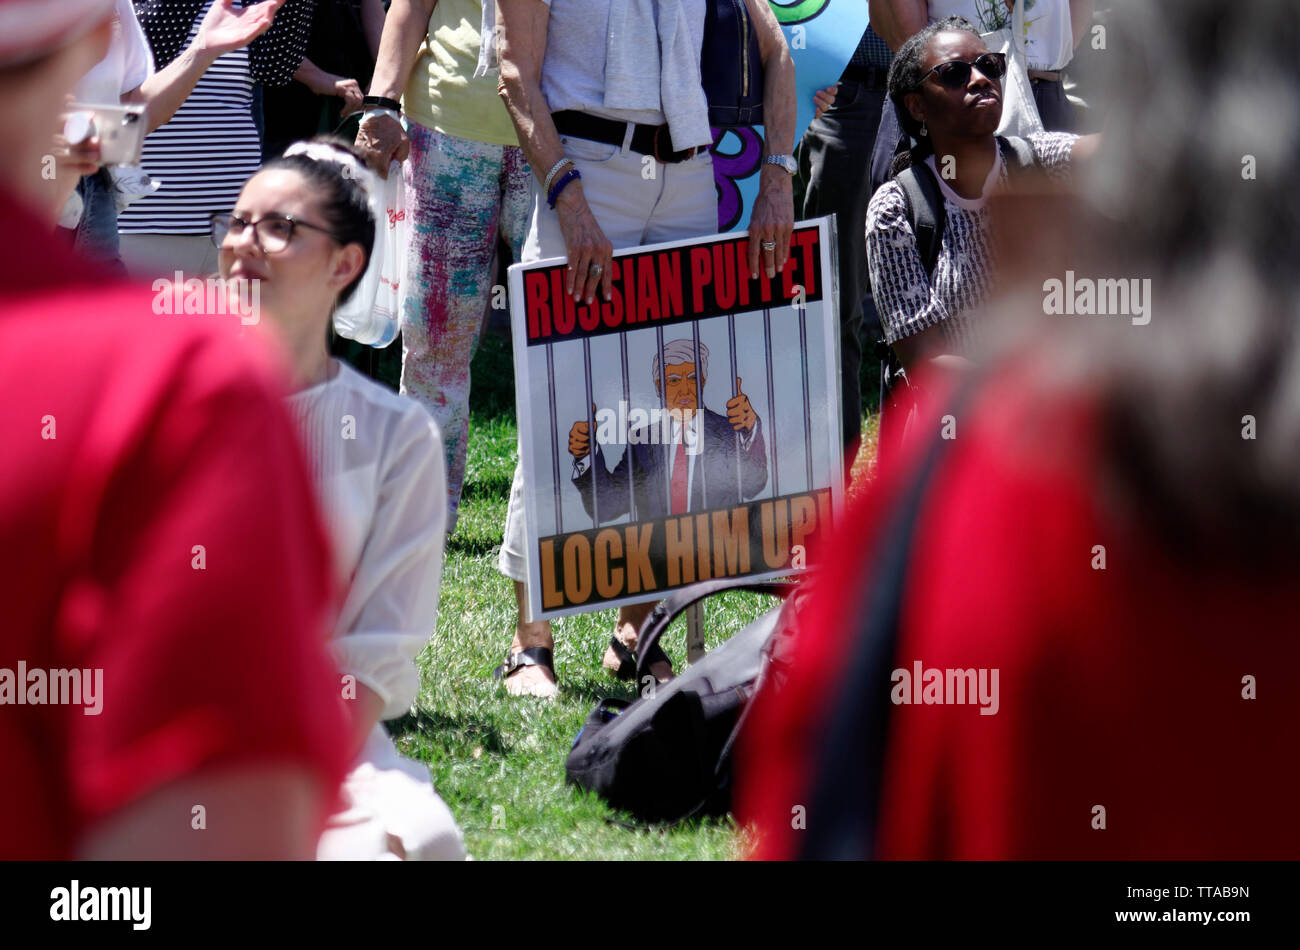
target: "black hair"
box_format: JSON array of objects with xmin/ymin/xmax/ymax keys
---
[
  {"xmin": 260, "ymin": 136, "xmax": 376, "ymax": 303},
  {"xmin": 885, "ymin": 15, "xmax": 983, "ymax": 176}
]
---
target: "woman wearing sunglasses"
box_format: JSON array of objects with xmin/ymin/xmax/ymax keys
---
[
  {"xmin": 866, "ymin": 16, "xmax": 1094, "ymax": 372},
  {"xmin": 212, "ymin": 138, "xmax": 466, "ymax": 860}
]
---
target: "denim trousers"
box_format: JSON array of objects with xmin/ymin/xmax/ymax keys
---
[{"xmin": 72, "ymin": 169, "xmax": 127, "ymax": 276}]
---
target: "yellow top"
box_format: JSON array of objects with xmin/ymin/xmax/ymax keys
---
[{"xmin": 402, "ymin": 0, "xmax": 519, "ymax": 147}]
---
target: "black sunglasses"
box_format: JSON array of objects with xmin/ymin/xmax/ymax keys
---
[{"xmin": 926, "ymin": 52, "xmax": 1007, "ymax": 89}]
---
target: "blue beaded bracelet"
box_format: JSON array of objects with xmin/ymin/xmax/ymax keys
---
[{"xmin": 547, "ymin": 167, "xmax": 582, "ymax": 209}]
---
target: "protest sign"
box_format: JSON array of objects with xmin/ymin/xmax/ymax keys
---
[
  {"xmin": 710, "ymin": 1, "xmax": 871, "ymax": 230},
  {"xmin": 508, "ymin": 217, "xmax": 844, "ymax": 620}
]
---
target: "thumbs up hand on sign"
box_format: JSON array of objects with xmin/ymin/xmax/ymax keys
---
[
  {"xmin": 726, "ymin": 378, "xmax": 757, "ymax": 433},
  {"xmin": 569, "ymin": 404, "xmax": 598, "ymax": 458}
]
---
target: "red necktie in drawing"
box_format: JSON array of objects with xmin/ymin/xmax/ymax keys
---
[{"xmin": 670, "ymin": 437, "xmax": 688, "ymax": 514}]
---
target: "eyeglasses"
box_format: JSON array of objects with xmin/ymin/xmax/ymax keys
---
[
  {"xmin": 925, "ymin": 52, "xmax": 1007, "ymax": 89},
  {"xmin": 209, "ymin": 212, "xmax": 342, "ymax": 253}
]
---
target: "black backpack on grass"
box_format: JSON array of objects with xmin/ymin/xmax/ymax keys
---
[{"xmin": 565, "ymin": 579, "xmax": 800, "ymax": 823}]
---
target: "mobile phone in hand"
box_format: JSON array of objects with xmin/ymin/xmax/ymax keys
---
[{"xmin": 65, "ymin": 102, "xmax": 147, "ymax": 166}]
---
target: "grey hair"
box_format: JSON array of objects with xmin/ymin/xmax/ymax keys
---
[
  {"xmin": 652, "ymin": 339, "xmax": 709, "ymax": 390},
  {"xmin": 1049, "ymin": 0, "xmax": 1300, "ymax": 564}
]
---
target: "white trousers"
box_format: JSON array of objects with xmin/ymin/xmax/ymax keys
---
[
  {"xmin": 499, "ymin": 131, "xmax": 718, "ymax": 589},
  {"xmin": 317, "ymin": 725, "xmax": 467, "ymax": 861}
]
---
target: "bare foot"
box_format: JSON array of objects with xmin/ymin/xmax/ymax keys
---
[{"xmin": 603, "ymin": 601, "xmax": 673, "ymax": 683}]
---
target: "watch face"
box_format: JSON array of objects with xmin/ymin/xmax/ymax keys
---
[{"xmin": 769, "ymin": 155, "xmax": 797, "ymax": 175}]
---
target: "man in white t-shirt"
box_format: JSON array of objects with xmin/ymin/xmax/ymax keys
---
[{"xmin": 59, "ymin": 0, "xmax": 288, "ymax": 270}]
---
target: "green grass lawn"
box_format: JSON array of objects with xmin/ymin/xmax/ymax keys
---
[{"xmin": 387, "ymin": 330, "xmax": 878, "ymax": 860}]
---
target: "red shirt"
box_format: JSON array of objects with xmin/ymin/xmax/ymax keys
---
[
  {"xmin": 738, "ymin": 368, "xmax": 1300, "ymax": 859},
  {"xmin": 0, "ymin": 191, "xmax": 349, "ymax": 857}
]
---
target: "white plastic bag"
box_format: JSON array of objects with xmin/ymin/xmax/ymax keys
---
[
  {"xmin": 334, "ymin": 161, "xmax": 407, "ymax": 348},
  {"xmin": 982, "ymin": 0, "xmax": 1044, "ymax": 140}
]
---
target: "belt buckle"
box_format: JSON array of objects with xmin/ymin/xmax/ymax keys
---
[{"xmin": 653, "ymin": 125, "xmax": 695, "ymax": 165}]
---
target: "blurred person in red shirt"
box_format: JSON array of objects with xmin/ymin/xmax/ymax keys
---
[
  {"xmin": 738, "ymin": 0, "xmax": 1300, "ymax": 859},
  {"xmin": 0, "ymin": 0, "xmax": 349, "ymax": 859}
]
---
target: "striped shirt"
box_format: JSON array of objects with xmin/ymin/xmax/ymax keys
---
[{"xmin": 119, "ymin": 4, "xmax": 262, "ymax": 235}]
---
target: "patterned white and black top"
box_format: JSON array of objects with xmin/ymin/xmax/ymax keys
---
[
  {"xmin": 120, "ymin": 0, "xmax": 314, "ymax": 235},
  {"xmin": 133, "ymin": 0, "xmax": 315, "ymax": 84},
  {"xmin": 866, "ymin": 132, "xmax": 1077, "ymax": 349}
]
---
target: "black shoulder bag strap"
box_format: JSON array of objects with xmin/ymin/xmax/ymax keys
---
[
  {"xmin": 898, "ymin": 138, "xmax": 1037, "ymax": 279},
  {"xmin": 635, "ymin": 577, "xmax": 797, "ymax": 685},
  {"xmin": 879, "ymin": 160, "xmax": 945, "ymax": 435},
  {"xmin": 796, "ymin": 378, "xmax": 980, "ymax": 859},
  {"xmin": 999, "ymin": 134, "xmax": 1037, "ymax": 175},
  {"xmin": 895, "ymin": 160, "xmax": 946, "ymax": 279}
]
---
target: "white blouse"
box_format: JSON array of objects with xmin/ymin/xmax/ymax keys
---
[{"xmin": 286, "ymin": 361, "xmax": 447, "ymax": 722}]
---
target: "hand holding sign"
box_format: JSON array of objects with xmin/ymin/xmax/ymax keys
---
[{"xmin": 726, "ymin": 378, "xmax": 757, "ymax": 433}]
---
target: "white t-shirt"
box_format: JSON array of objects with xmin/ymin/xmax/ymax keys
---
[
  {"xmin": 928, "ymin": 0, "xmax": 1074, "ymax": 71},
  {"xmin": 538, "ymin": 0, "xmax": 706, "ymax": 128},
  {"xmin": 74, "ymin": 0, "xmax": 154, "ymax": 103},
  {"xmin": 286, "ymin": 361, "xmax": 448, "ymax": 722}
]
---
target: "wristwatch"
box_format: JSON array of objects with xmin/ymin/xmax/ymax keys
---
[{"xmin": 764, "ymin": 154, "xmax": 798, "ymax": 175}]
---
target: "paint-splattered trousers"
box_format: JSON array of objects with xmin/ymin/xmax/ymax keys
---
[{"xmin": 401, "ymin": 121, "xmax": 532, "ymax": 531}]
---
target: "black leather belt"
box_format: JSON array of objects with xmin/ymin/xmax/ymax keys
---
[
  {"xmin": 551, "ymin": 110, "xmax": 700, "ymax": 164},
  {"xmin": 839, "ymin": 64, "xmax": 889, "ymax": 88}
]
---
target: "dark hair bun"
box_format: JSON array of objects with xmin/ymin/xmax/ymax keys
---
[{"xmin": 262, "ymin": 137, "xmax": 377, "ymax": 304}]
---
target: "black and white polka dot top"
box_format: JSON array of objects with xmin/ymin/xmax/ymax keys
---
[{"xmin": 133, "ymin": 0, "xmax": 316, "ymax": 87}]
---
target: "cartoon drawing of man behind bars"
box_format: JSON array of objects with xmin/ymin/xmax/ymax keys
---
[{"xmin": 568, "ymin": 339, "xmax": 767, "ymax": 523}]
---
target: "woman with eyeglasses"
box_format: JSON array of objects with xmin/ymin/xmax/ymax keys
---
[
  {"xmin": 866, "ymin": 17, "xmax": 1094, "ymax": 374},
  {"xmin": 212, "ymin": 137, "xmax": 466, "ymax": 860}
]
